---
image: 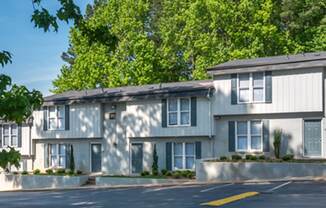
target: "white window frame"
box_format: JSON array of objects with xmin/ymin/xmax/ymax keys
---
[
  {"xmin": 172, "ymin": 142, "xmax": 195, "ymax": 170},
  {"xmin": 235, "ymin": 120, "xmax": 263, "ymax": 152},
  {"xmin": 237, "ymin": 72, "xmax": 265, "ymax": 104},
  {"xmin": 48, "ymin": 105, "xmax": 65, "ymax": 130},
  {"xmin": 167, "ymin": 98, "xmax": 191, "ymax": 127},
  {"xmin": 49, "ymin": 144, "xmax": 66, "ymax": 168},
  {"xmin": 1, "ymin": 124, "xmax": 18, "ymax": 148}
]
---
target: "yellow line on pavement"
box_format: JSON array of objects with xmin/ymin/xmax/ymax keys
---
[{"xmin": 201, "ymin": 191, "xmax": 259, "ymax": 207}]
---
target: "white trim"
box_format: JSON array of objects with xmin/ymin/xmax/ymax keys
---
[
  {"xmin": 235, "ymin": 120, "xmax": 263, "ymax": 153},
  {"xmin": 172, "ymin": 142, "xmax": 195, "ymax": 171},
  {"xmin": 167, "ymin": 98, "xmax": 191, "ymax": 127},
  {"xmin": 303, "ymin": 118, "xmax": 323, "ymax": 158},
  {"xmin": 237, "ymin": 72, "xmax": 265, "ymax": 104}
]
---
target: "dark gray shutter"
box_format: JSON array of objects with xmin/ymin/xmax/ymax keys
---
[
  {"xmin": 0, "ymin": 125, "xmax": 2, "ymax": 148},
  {"xmin": 18, "ymin": 124, "xmax": 22, "ymax": 148},
  {"xmin": 44, "ymin": 144, "xmax": 49, "ymax": 168},
  {"xmin": 263, "ymin": 120, "xmax": 270, "ymax": 152},
  {"xmin": 228, "ymin": 121, "xmax": 236, "ymax": 152},
  {"xmin": 166, "ymin": 142, "xmax": 172, "ymax": 171},
  {"xmin": 65, "ymin": 105, "xmax": 70, "ymax": 131},
  {"xmin": 231, "ymin": 74, "xmax": 238, "ymax": 104},
  {"xmin": 191, "ymin": 97, "xmax": 197, "ymax": 126},
  {"xmin": 265, "ymin": 71, "xmax": 272, "ymax": 103},
  {"xmin": 195, "ymin": 141, "xmax": 201, "ymax": 159},
  {"xmin": 161, "ymin": 99, "xmax": 167, "ymax": 128},
  {"xmin": 43, "ymin": 106, "xmax": 48, "ymax": 131},
  {"xmin": 66, "ymin": 144, "xmax": 71, "ymax": 169}
]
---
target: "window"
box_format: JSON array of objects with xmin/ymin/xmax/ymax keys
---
[
  {"xmin": 238, "ymin": 72, "xmax": 265, "ymax": 103},
  {"xmin": 49, "ymin": 144, "xmax": 66, "ymax": 168},
  {"xmin": 173, "ymin": 142, "xmax": 195, "ymax": 170},
  {"xmin": 48, "ymin": 106, "xmax": 65, "ymax": 130},
  {"xmin": 1, "ymin": 124, "xmax": 18, "ymax": 147},
  {"xmin": 236, "ymin": 120, "xmax": 262, "ymax": 152},
  {"xmin": 168, "ymin": 98, "xmax": 190, "ymax": 126}
]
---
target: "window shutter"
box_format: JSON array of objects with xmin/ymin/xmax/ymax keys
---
[
  {"xmin": 263, "ymin": 120, "xmax": 270, "ymax": 152},
  {"xmin": 161, "ymin": 99, "xmax": 167, "ymax": 128},
  {"xmin": 0, "ymin": 125, "xmax": 2, "ymax": 148},
  {"xmin": 191, "ymin": 97, "xmax": 197, "ymax": 126},
  {"xmin": 44, "ymin": 144, "xmax": 49, "ymax": 168},
  {"xmin": 228, "ymin": 121, "xmax": 236, "ymax": 152},
  {"xmin": 195, "ymin": 141, "xmax": 201, "ymax": 159},
  {"xmin": 166, "ymin": 142, "xmax": 172, "ymax": 170},
  {"xmin": 65, "ymin": 105, "xmax": 70, "ymax": 131},
  {"xmin": 66, "ymin": 144, "xmax": 71, "ymax": 169},
  {"xmin": 18, "ymin": 124, "xmax": 22, "ymax": 148},
  {"xmin": 265, "ymin": 71, "xmax": 272, "ymax": 103},
  {"xmin": 231, "ymin": 74, "xmax": 238, "ymax": 105},
  {"xmin": 43, "ymin": 106, "xmax": 48, "ymax": 131}
]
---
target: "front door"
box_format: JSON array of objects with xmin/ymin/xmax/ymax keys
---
[
  {"xmin": 91, "ymin": 144, "xmax": 102, "ymax": 172},
  {"xmin": 304, "ymin": 120, "xmax": 322, "ymax": 157},
  {"xmin": 131, "ymin": 143, "xmax": 143, "ymax": 174}
]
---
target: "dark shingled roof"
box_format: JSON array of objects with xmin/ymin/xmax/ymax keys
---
[
  {"xmin": 44, "ymin": 80, "xmax": 213, "ymax": 104},
  {"xmin": 208, "ymin": 51, "xmax": 326, "ymax": 72}
]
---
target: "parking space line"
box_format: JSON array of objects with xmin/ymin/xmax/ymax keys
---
[
  {"xmin": 201, "ymin": 191, "xmax": 259, "ymax": 207},
  {"xmin": 200, "ymin": 184, "xmax": 233, "ymax": 193},
  {"xmin": 264, "ymin": 181, "xmax": 292, "ymax": 193}
]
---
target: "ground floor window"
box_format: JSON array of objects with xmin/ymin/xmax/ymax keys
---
[
  {"xmin": 236, "ymin": 120, "xmax": 263, "ymax": 152},
  {"xmin": 1, "ymin": 124, "xmax": 18, "ymax": 147},
  {"xmin": 49, "ymin": 144, "xmax": 66, "ymax": 168},
  {"xmin": 173, "ymin": 142, "xmax": 195, "ymax": 170}
]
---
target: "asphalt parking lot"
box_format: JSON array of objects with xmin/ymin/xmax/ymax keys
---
[{"xmin": 1, "ymin": 180, "xmax": 326, "ymax": 208}]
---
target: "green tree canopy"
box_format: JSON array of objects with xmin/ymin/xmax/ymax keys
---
[{"xmin": 52, "ymin": 0, "xmax": 326, "ymax": 93}]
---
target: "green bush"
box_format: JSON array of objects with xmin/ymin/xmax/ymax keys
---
[
  {"xmin": 186, "ymin": 171, "xmax": 195, "ymax": 179},
  {"xmin": 245, "ymin": 155, "xmax": 257, "ymax": 161},
  {"xmin": 161, "ymin": 169, "xmax": 168, "ymax": 175},
  {"xmin": 258, "ymin": 155, "xmax": 266, "ymax": 160},
  {"xmin": 172, "ymin": 171, "xmax": 182, "ymax": 179},
  {"xmin": 152, "ymin": 144, "xmax": 159, "ymax": 176},
  {"xmin": 220, "ymin": 156, "xmax": 228, "ymax": 161},
  {"xmin": 231, "ymin": 155, "xmax": 242, "ymax": 161},
  {"xmin": 33, "ymin": 169, "xmax": 41, "ymax": 175},
  {"xmin": 66, "ymin": 169, "xmax": 74, "ymax": 175},
  {"xmin": 45, "ymin": 169, "xmax": 53, "ymax": 175},
  {"xmin": 0, "ymin": 147, "xmax": 21, "ymax": 173},
  {"xmin": 76, "ymin": 170, "xmax": 83, "ymax": 175},
  {"xmin": 56, "ymin": 168, "xmax": 65, "ymax": 175},
  {"xmin": 141, "ymin": 171, "xmax": 150, "ymax": 176},
  {"xmin": 273, "ymin": 129, "xmax": 282, "ymax": 159},
  {"xmin": 282, "ymin": 154, "xmax": 294, "ymax": 161},
  {"xmin": 21, "ymin": 170, "xmax": 28, "ymax": 175},
  {"xmin": 165, "ymin": 171, "xmax": 172, "ymax": 177},
  {"xmin": 69, "ymin": 145, "xmax": 75, "ymax": 172}
]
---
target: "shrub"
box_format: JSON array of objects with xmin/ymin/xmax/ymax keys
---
[
  {"xmin": 181, "ymin": 170, "xmax": 189, "ymax": 178},
  {"xmin": 45, "ymin": 169, "xmax": 53, "ymax": 175},
  {"xmin": 76, "ymin": 170, "xmax": 83, "ymax": 175},
  {"xmin": 0, "ymin": 147, "xmax": 21, "ymax": 173},
  {"xmin": 151, "ymin": 144, "xmax": 159, "ymax": 176},
  {"xmin": 186, "ymin": 171, "xmax": 195, "ymax": 179},
  {"xmin": 258, "ymin": 155, "xmax": 266, "ymax": 160},
  {"xmin": 282, "ymin": 154, "xmax": 294, "ymax": 161},
  {"xmin": 13, "ymin": 171, "xmax": 18, "ymax": 175},
  {"xmin": 21, "ymin": 170, "xmax": 28, "ymax": 175},
  {"xmin": 141, "ymin": 171, "xmax": 150, "ymax": 176},
  {"xmin": 220, "ymin": 156, "xmax": 228, "ymax": 161},
  {"xmin": 56, "ymin": 168, "xmax": 65, "ymax": 175},
  {"xmin": 66, "ymin": 169, "xmax": 74, "ymax": 175},
  {"xmin": 33, "ymin": 169, "xmax": 41, "ymax": 175},
  {"xmin": 172, "ymin": 171, "xmax": 182, "ymax": 179},
  {"xmin": 69, "ymin": 145, "xmax": 75, "ymax": 172},
  {"xmin": 245, "ymin": 155, "xmax": 257, "ymax": 161},
  {"xmin": 273, "ymin": 129, "xmax": 282, "ymax": 159},
  {"xmin": 165, "ymin": 171, "xmax": 172, "ymax": 177},
  {"xmin": 231, "ymin": 155, "xmax": 242, "ymax": 161},
  {"xmin": 161, "ymin": 169, "xmax": 168, "ymax": 176}
]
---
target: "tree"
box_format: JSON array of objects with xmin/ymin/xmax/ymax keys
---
[
  {"xmin": 152, "ymin": 144, "xmax": 158, "ymax": 176},
  {"xmin": 69, "ymin": 145, "xmax": 75, "ymax": 172},
  {"xmin": 52, "ymin": 0, "xmax": 326, "ymax": 93},
  {"xmin": 0, "ymin": 147, "xmax": 21, "ymax": 173}
]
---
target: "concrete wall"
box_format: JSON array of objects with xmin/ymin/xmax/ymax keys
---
[
  {"xmin": 196, "ymin": 161, "xmax": 326, "ymax": 182},
  {"xmin": 213, "ymin": 114, "xmax": 323, "ymax": 158},
  {"xmin": 212, "ymin": 68, "xmax": 323, "ymax": 115},
  {"xmin": 32, "ymin": 103, "xmax": 102, "ymax": 139}
]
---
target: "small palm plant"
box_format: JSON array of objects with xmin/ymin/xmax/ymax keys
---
[{"xmin": 273, "ymin": 129, "xmax": 282, "ymax": 159}]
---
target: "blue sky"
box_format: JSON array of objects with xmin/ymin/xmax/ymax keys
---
[{"xmin": 0, "ymin": 0, "xmax": 92, "ymax": 96}]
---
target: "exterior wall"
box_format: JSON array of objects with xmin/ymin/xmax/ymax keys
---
[
  {"xmin": 212, "ymin": 68, "xmax": 323, "ymax": 115},
  {"xmin": 33, "ymin": 139, "xmax": 97, "ymax": 173},
  {"xmin": 32, "ymin": 103, "xmax": 102, "ymax": 139},
  {"xmin": 214, "ymin": 114, "xmax": 324, "ymax": 159},
  {"xmin": 126, "ymin": 97, "xmax": 212, "ymax": 138}
]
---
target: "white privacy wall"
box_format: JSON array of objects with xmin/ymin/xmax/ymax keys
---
[
  {"xmin": 212, "ymin": 68, "xmax": 323, "ymax": 115},
  {"xmin": 32, "ymin": 103, "xmax": 102, "ymax": 139}
]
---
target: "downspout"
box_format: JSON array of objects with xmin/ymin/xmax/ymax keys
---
[{"xmin": 206, "ymin": 87, "xmax": 215, "ymax": 157}]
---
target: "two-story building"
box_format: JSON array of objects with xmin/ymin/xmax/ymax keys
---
[{"xmin": 1, "ymin": 51, "xmax": 326, "ymax": 174}]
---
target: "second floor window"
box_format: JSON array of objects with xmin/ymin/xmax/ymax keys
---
[
  {"xmin": 48, "ymin": 106, "xmax": 65, "ymax": 130},
  {"xmin": 1, "ymin": 124, "xmax": 18, "ymax": 147},
  {"xmin": 238, "ymin": 72, "xmax": 264, "ymax": 103},
  {"xmin": 168, "ymin": 98, "xmax": 190, "ymax": 126}
]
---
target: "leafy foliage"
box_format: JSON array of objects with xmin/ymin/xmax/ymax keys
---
[
  {"xmin": 52, "ymin": 0, "xmax": 326, "ymax": 93},
  {"xmin": 273, "ymin": 129, "xmax": 282, "ymax": 159},
  {"xmin": 152, "ymin": 144, "xmax": 158, "ymax": 175},
  {"xmin": 69, "ymin": 145, "xmax": 75, "ymax": 172},
  {"xmin": 0, "ymin": 147, "xmax": 21, "ymax": 173},
  {"xmin": 0, "ymin": 51, "xmax": 12, "ymax": 67}
]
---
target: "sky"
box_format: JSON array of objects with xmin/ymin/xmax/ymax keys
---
[{"xmin": 0, "ymin": 0, "xmax": 92, "ymax": 96}]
